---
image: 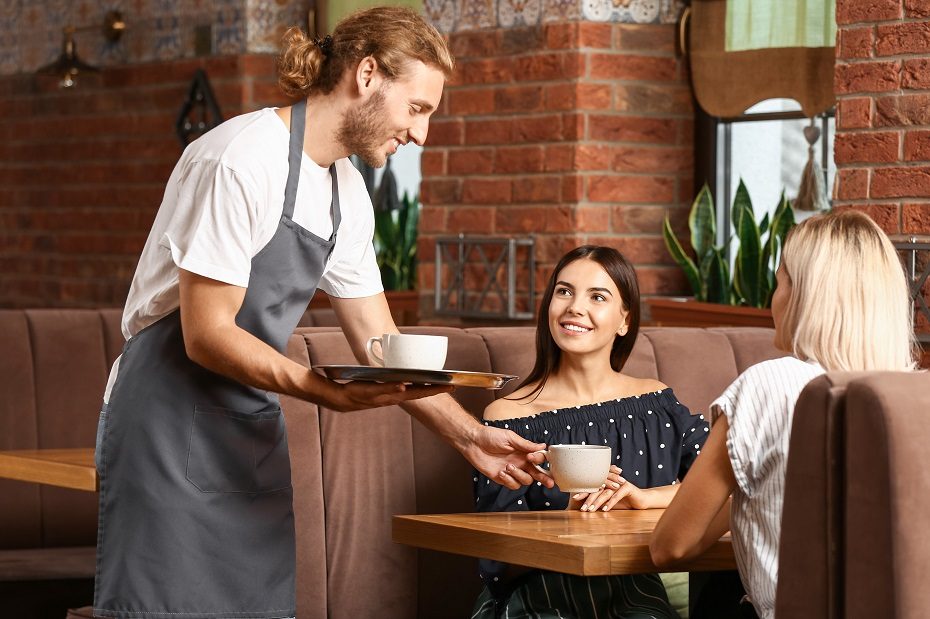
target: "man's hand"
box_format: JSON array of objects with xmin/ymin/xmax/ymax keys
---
[
  {"xmin": 322, "ymin": 380, "xmax": 453, "ymax": 412},
  {"xmin": 463, "ymin": 425, "xmax": 554, "ymax": 490}
]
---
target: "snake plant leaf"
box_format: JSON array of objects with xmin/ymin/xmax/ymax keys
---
[
  {"xmin": 374, "ymin": 209, "xmax": 397, "ymax": 253},
  {"xmin": 663, "ymin": 214, "xmax": 703, "ymax": 299},
  {"xmin": 372, "ymin": 190, "xmax": 420, "ymax": 290},
  {"xmin": 730, "ymin": 179, "xmax": 754, "ymax": 239},
  {"xmin": 397, "ymin": 192, "xmax": 409, "ymax": 238},
  {"xmin": 402, "ymin": 193, "xmax": 419, "ymax": 255},
  {"xmin": 689, "ymin": 184, "xmax": 716, "ymax": 262},
  {"xmin": 769, "ymin": 191, "xmax": 795, "ymax": 269},
  {"xmin": 733, "ymin": 205, "xmax": 764, "ymax": 307},
  {"xmin": 759, "ymin": 212, "xmax": 770, "ymax": 237},
  {"xmin": 764, "ymin": 238, "xmax": 780, "ymax": 307},
  {"xmin": 702, "ymin": 247, "xmax": 730, "ymax": 305}
]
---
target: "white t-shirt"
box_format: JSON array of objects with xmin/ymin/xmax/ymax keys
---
[
  {"xmin": 104, "ymin": 107, "xmax": 382, "ymax": 401},
  {"xmin": 711, "ymin": 356, "xmax": 825, "ymax": 619}
]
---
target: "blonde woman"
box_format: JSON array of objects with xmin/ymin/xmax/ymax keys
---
[{"xmin": 650, "ymin": 210, "xmax": 916, "ymax": 619}]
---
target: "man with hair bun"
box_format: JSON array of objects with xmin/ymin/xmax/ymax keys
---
[{"xmin": 93, "ymin": 7, "xmax": 552, "ymax": 618}]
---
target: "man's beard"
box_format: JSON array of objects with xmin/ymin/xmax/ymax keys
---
[{"xmin": 337, "ymin": 87, "xmax": 391, "ymax": 168}]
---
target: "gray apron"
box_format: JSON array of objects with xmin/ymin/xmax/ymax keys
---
[{"xmin": 94, "ymin": 99, "xmax": 338, "ymax": 618}]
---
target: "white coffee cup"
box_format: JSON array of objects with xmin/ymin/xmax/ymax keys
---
[
  {"xmin": 535, "ymin": 444, "xmax": 612, "ymax": 493},
  {"xmin": 365, "ymin": 333, "xmax": 448, "ymax": 370}
]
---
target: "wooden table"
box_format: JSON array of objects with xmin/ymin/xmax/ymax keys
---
[
  {"xmin": 0, "ymin": 448, "xmax": 97, "ymax": 491},
  {"xmin": 393, "ymin": 509, "xmax": 735, "ymax": 576}
]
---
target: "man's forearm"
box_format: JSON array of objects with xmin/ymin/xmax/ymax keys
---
[
  {"xmin": 399, "ymin": 392, "xmax": 480, "ymax": 451},
  {"xmin": 187, "ymin": 321, "xmax": 336, "ymax": 403}
]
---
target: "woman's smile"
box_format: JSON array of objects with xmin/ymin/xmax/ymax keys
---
[{"xmin": 559, "ymin": 320, "xmax": 593, "ymax": 335}]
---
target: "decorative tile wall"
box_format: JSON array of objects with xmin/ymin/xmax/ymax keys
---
[
  {"xmin": 0, "ymin": 0, "xmax": 311, "ymax": 75},
  {"xmin": 427, "ymin": 0, "xmax": 684, "ymax": 33},
  {"xmin": 246, "ymin": 0, "xmax": 307, "ymax": 54}
]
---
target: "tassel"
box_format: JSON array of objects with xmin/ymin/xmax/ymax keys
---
[{"xmin": 793, "ymin": 118, "xmax": 830, "ymax": 213}]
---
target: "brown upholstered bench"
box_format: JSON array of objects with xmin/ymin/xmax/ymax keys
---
[
  {"xmin": 0, "ymin": 310, "xmax": 124, "ymax": 616},
  {"xmin": 2, "ymin": 310, "xmax": 791, "ymax": 618},
  {"xmin": 777, "ymin": 371, "xmax": 930, "ymax": 619}
]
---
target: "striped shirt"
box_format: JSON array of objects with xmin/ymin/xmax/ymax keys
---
[{"xmin": 712, "ymin": 356, "xmax": 824, "ymax": 619}]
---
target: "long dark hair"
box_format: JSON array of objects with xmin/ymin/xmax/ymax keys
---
[{"xmin": 516, "ymin": 245, "xmax": 641, "ymax": 401}]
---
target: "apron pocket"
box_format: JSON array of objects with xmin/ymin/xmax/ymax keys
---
[{"xmin": 186, "ymin": 405, "xmax": 291, "ymax": 493}]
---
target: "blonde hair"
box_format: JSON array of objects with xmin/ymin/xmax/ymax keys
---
[
  {"xmin": 277, "ymin": 6, "xmax": 454, "ymax": 98},
  {"xmin": 780, "ymin": 209, "xmax": 917, "ymax": 371}
]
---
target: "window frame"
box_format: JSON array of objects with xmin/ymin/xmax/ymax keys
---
[{"xmin": 694, "ymin": 104, "xmax": 835, "ymax": 256}]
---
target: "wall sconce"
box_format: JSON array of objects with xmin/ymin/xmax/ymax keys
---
[{"xmin": 37, "ymin": 10, "xmax": 126, "ymax": 88}]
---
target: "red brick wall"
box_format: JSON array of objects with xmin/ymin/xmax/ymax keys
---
[
  {"xmin": 834, "ymin": 0, "xmax": 930, "ymax": 233},
  {"xmin": 418, "ymin": 22, "xmax": 693, "ymax": 321},
  {"xmin": 835, "ymin": 0, "xmax": 930, "ymax": 342},
  {"xmin": 0, "ymin": 55, "xmax": 286, "ymax": 308}
]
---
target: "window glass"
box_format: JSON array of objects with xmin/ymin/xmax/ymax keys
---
[{"xmin": 722, "ymin": 98, "xmax": 835, "ymax": 240}]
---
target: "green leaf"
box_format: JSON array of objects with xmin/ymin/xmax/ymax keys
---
[
  {"xmin": 734, "ymin": 206, "xmax": 764, "ymax": 307},
  {"xmin": 397, "ymin": 192, "xmax": 409, "ymax": 239},
  {"xmin": 374, "ymin": 209, "xmax": 398, "ymax": 256},
  {"xmin": 770, "ymin": 192, "xmax": 795, "ymax": 267},
  {"xmin": 764, "ymin": 251, "xmax": 778, "ymax": 307},
  {"xmin": 372, "ymin": 190, "xmax": 422, "ymax": 290},
  {"xmin": 759, "ymin": 212, "xmax": 770, "ymax": 237},
  {"xmin": 402, "ymin": 194, "xmax": 420, "ymax": 257},
  {"xmin": 689, "ymin": 184, "xmax": 716, "ymax": 261},
  {"xmin": 380, "ymin": 265, "xmax": 399, "ymax": 291},
  {"xmin": 663, "ymin": 215, "xmax": 704, "ymax": 299},
  {"xmin": 704, "ymin": 248, "xmax": 729, "ymax": 304},
  {"xmin": 730, "ymin": 179, "xmax": 754, "ymax": 238}
]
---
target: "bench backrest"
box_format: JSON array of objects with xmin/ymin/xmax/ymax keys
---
[
  {"xmin": 0, "ymin": 310, "xmax": 785, "ymax": 618},
  {"xmin": 777, "ymin": 371, "xmax": 930, "ymax": 619}
]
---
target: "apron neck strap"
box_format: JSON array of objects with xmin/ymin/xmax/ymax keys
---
[
  {"xmin": 282, "ymin": 99, "xmax": 306, "ymax": 220},
  {"xmin": 282, "ymin": 99, "xmax": 342, "ymax": 238}
]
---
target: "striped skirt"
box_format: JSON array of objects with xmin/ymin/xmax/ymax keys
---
[{"xmin": 472, "ymin": 571, "xmax": 679, "ymax": 619}]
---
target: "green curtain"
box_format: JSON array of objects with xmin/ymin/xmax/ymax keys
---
[
  {"xmin": 726, "ymin": 0, "xmax": 836, "ymax": 51},
  {"xmin": 326, "ymin": 0, "xmax": 422, "ymax": 33}
]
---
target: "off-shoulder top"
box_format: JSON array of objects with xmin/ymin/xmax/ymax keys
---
[{"xmin": 473, "ymin": 388, "xmax": 710, "ymax": 594}]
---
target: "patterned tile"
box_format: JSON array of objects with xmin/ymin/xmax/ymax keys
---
[
  {"xmin": 457, "ymin": 0, "xmax": 495, "ymax": 31},
  {"xmin": 127, "ymin": 16, "xmax": 155, "ymax": 63},
  {"xmin": 97, "ymin": 30, "xmax": 129, "ymax": 67},
  {"xmin": 543, "ymin": 0, "xmax": 580, "ymax": 23},
  {"xmin": 40, "ymin": 0, "xmax": 72, "ymax": 68},
  {"xmin": 154, "ymin": 18, "xmax": 182, "ymax": 60},
  {"xmin": 582, "ymin": 0, "xmax": 662, "ymax": 24},
  {"xmin": 0, "ymin": 0, "xmax": 21, "ymax": 74},
  {"xmin": 0, "ymin": 0, "xmax": 684, "ymax": 74},
  {"xmin": 661, "ymin": 0, "xmax": 686, "ymax": 24},
  {"xmin": 425, "ymin": 0, "xmax": 681, "ymax": 30},
  {"xmin": 425, "ymin": 0, "xmax": 457, "ymax": 34},
  {"xmin": 214, "ymin": 0, "xmax": 245, "ymax": 55},
  {"xmin": 245, "ymin": 0, "xmax": 304, "ymax": 54},
  {"xmin": 499, "ymin": 0, "xmax": 541, "ymax": 28},
  {"xmin": 175, "ymin": 0, "xmax": 214, "ymax": 57}
]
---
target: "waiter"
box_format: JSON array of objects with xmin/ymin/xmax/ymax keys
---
[{"xmin": 93, "ymin": 7, "xmax": 551, "ymax": 618}]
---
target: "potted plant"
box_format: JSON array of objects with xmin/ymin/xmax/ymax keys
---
[
  {"xmin": 308, "ymin": 159, "xmax": 421, "ymax": 324},
  {"xmin": 649, "ymin": 180, "xmax": 795, "ymax": 327},
  {"xmin": 373, "ymin": 190, "xmax": 419, "ymax": 292},
  {"xmin": 368, "ymin": 189, "xmax": 421, "ymax": 325}
]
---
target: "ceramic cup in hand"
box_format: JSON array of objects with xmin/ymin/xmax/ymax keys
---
[
  {"xmin": 365, "ymin": 333, "xmax": 448, "ymax": 370},
  {"xmin": 535, "ymin": 444, "xmax": 612, "ymax": 493}
]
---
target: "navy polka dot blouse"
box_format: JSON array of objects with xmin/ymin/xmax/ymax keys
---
[{"xmin": 473, "ymin": 388, "xmax": 710, "ymax": 591}]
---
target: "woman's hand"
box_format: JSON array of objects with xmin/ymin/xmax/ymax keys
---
[
  {"xmin": 568, "ymin": 466, "xmax": 678, "ymax": 511},
  {"xmin": 568, "ymin": 465, "xmax": 626, "ymax": 511}
]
